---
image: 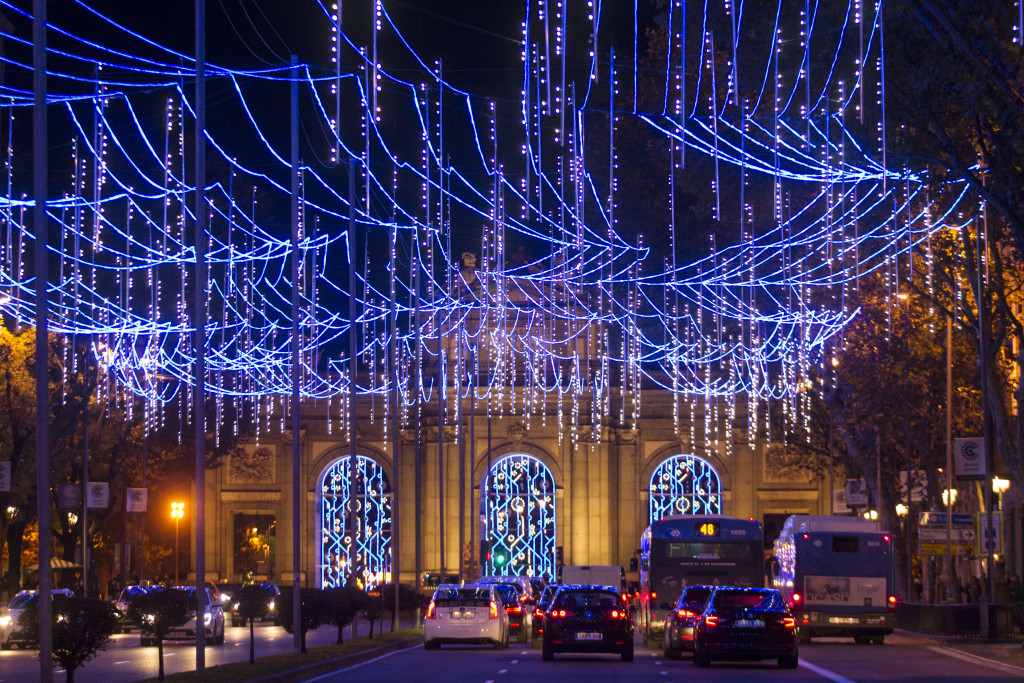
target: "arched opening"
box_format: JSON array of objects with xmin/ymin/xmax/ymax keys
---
[
  {"xmin": 481, "ymin": 454, "xmax": 556, "ymax": 580},
  {"xmin": 649, "ymin": 454, "xmax": 722, "ymax": 522},
  {"xmin": 317, "ymin": 454, "xmax": 391, "ymax": 590}
]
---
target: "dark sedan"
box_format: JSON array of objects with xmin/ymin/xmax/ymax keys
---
[
  {"xmin": 693, "ymin": 587, "xmax": 798, "ymax": 668},
  {"xmin": 531, "ymin": 583, "xmax": 564, "ymax": 642},
  {"xmin": 491, "ymin": 583, "xmax": 531, "ymax": 644},
  {"xmin": 542, "ymin": 586, "xmax": 634, "ymax": 662},
  {"xmin": 663, "ymin": 584, "xmax": 714, "ymax": 659}
]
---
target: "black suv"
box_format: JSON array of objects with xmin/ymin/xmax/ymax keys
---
[
  {"xmin": 542, "ymin": 586, "xmax": 634, "ymax": 662},
  {"xmin": 693, "ymin": 587, "xmax": 798, "ymax": 668},
  {"xmin": 663, "ymin": 584, "xmax": 714, "ymax": 659}
]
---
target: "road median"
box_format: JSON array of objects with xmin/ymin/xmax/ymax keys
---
[{"xmin": 134, "ymin": 627, "xmax": 423, "ymax": 683}]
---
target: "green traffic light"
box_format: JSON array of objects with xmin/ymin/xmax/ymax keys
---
[{"xmin": 494, "ymin": 551, "xmax": 507, "ymax": 566}]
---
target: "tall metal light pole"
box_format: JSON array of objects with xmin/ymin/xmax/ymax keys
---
[{"xmin": 171, "ymin": 502, "xmax": 184, "ymax": 584}]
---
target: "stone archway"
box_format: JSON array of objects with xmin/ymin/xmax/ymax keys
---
[
  {"xmin": 481, "ymin": 454, "xmax": 556, "ymax": 580},
  {"xmin": 648, "ymin": 454, "xmax": 723, "ymax": 522},
  {"xmin": 316, "ymin": 455, "xmax": 392, "ymax": 590}
]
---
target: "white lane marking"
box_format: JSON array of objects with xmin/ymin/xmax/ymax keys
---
[
  {"xmin": 510, "ymin": 659, "xmax": 518, "ymax": 664},
  {"xmin": 114, "ymin": 661, "xmax": 130, "ymax": 665},
  {"xmin": 660, "ymin": 671, "xmax": 668, "ymax": 675},
  {"xmin": 302, "ymin": 647, "xmax": 407, "ymax": 681},
  {"xmin": 799, "ymin": 659, "xmax": 856, "ymax": 683},
  {"xmin": 927, "ymin": 645, "xmax": 1024, "ymax": 676},
  {"xmin": 498, "ymin": 669, "xmax": 508, "ymax": 674}
]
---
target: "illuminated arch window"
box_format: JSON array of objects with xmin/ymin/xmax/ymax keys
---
[
  {"xmin": 482, "ymin": 454, "xmax": 556, "ymax": 581},
  {"xmin": 649, "ymin": 455, "xmax": 722, "ymax": 522},
  {"xmin": 317, "ymin": 455, "xmax": 391, "ymax": 591}
]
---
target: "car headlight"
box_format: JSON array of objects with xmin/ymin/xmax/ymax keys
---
[
  {"xmin": 203, "ymin": 612, "xmax": 212, "ymax": 626},
  {"xmin": 231, "ymin": 602, "xmax": 239, "ymax": 612},
  {"xmin": 267, "ymin": 600, "xmax": 275, "ymax": 612},
  {"xmin": 145, "ymin": 614, "xmax": 155, "ymax": 623},
  {"xmin": 0, "ymin": 615, "xmax": 11, "ymax": 627}
]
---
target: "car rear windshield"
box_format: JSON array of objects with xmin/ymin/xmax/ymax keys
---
[
  {"xmin": 435, "ymin": 588, "xmax": 493, "ymax": 607},
  {"xmin": 540, "ymin": 585, "xmax": 560, "ymax": 602},
  {"xmin": 713, "ymin": 591, "xmax": 773, "ymax": 609},
  {"xmin": 681, "ymin": 587, "xmax": 713, "ymax": 605},
  {"xmin": 554, "ymin": 590, "xmax": 619, "ymax": 610},
  {"xmin": 11, "ymin": 594, "xmax": 35, "ymax": 608}
]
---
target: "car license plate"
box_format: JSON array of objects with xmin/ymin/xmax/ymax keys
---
[
  {"xmin": 733, "ymin": 620, "xmax": 764, "ymax": 628},
  {"xmin": 451, "ymin": 611, "xmax": 475, "ymax": 620},
  {"xmin": 575, "ymin": 632, "xmax": 602, "ymax": 641},
  {"xmin": 829, "ymin": 617, "xmax": 858, "ymax": 624}
]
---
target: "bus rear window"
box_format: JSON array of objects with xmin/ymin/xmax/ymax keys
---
[
  {"xmin": 663, "ymin": 542, "xmax": 756, "ymax": 561},
  {"xmin": 832, "ymin": 536, "xmax": 859, "ymax": 553}
]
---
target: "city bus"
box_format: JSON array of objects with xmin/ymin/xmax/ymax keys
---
[
  {"xmin": 637, "ymin": 515, "xmax": 764, "ymax": 647},
  {"xmin": 770, "ymin": 515, "xmax": 895, "ymax": 644}
]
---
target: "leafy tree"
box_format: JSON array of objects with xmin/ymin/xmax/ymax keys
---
[
  {"xmin": 233, "ymin": 583, "xmax": 272, "ymax": 664},
  {"xmin": 380, "ymin": 582, "xmax": 428, "ymax": 627},
  {"xmin": 322, "ymin": 586, "xmax": 366, "ymax": 644},
  {"xmin": 23, "ymin": 594, "xmax": 120, "ymax": 683},
  {"xmin": 129, "ymin": 588, "xmax": 192, "ymax": 681},
  {"xmin": 361, "ymin": 591, "xmax": 385, "ymax": 639},
  {"xmin": 278, "ymin": 587, "xmax": 326, "ymax": 653}
]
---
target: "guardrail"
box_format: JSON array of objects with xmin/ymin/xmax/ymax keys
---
[{"xmin": 897, "ymin": 602, "xmax": 1024, "ymax": 638}]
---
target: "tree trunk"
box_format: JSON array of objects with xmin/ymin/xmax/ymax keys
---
[
  {"xmin": 249, "ymin": 619, "xmax": 255, "ymax": 664},
  {"xmin": 300, "ymin": 628, "xmax": 307, "ymax": 654},
  {"xmin": 66, "ymin": 666, "xmax": 75, "ymax": 683},
  {"xmin": 6, "ymin": 520, "xmax": 26, "ymax": 593},
  {"xmin": 336, "ymin": 623, "xmax": 344, "ymax": 644},
  {"xmin": 157, "ymin": 638, "xmax": 165, "ymax": 681}
]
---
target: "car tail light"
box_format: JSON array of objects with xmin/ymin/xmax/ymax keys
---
[
  {"xmin": 676, "ymin": 609, "xmax": 695, "ymax": 619},
  {"xmin": 551, "ymin": 609, "xmax": 569, "ymax": 618},
  {"xmin": 508, "ymin": 604, "xmax": 523, "ymax": 614},
  {"xmin": 489, "ymin": 601, "xmax": 499, "ymax": 620},
  {"xmin": 610, "ymin": 610, "xmax": 624, "ymax": 619},
  {"xmin": 704, "ymin": 615, "xmax": 719, "ymax": 627},
  {"xmin": 783, "ymin": 616, "xmax": 797, "ymax": 629},
  {"xmin": 534, "ymin": 609, "xmax": 544, "ymax": 619},
  {"xmin": 888, "ymin": 595, "xmax": 897, "ymax": 613},
  {"xmin": 426, "ymin": 602, "xmax": 437, "ymax": 620}
]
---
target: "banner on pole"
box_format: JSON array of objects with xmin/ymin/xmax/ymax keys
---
[
  {"xmin": 845, "ymin": 478, "xmax": 868, "ymax": 508},
  {"xmin": 0, "ymin": 461, "xmax": 10, "ymax": 493},
  {"xmin": 126, "ymin": 487, "xmax": 148, "ymax": 513},
  {"xmin": 86, "ymin": 482, "xmax": 109, "ymax": 509},
  {"xmin": 833, "ymin": 488, "xmax": 850, "ymax": 514},
  {"xmin": 953, "ymin": 438, "xmax": 986, "ymax": 480},
  {"xmin": 59, "ymin": 484, "xmax": 81, "ymax": 510}
]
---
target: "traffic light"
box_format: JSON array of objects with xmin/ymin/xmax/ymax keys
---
[
  {"xmin": 480, "ymin": 538, "xmax": 491, "ymax": 564},
  {"xmin": 493, "ymin": 548, "xmax": 508, "ymax": 567}
]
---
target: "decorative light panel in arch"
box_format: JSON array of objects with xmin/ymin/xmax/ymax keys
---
[
  {"xmin": 649, "ymin": 455, "xmax": 721, "ymax": 523},
  {"xmin": 483, "ymin": 455, "xmax": 556, "ymax": 581},
  {"xmin": 318, "ymin": 455, "xmax": 391, "ymax": 591}
]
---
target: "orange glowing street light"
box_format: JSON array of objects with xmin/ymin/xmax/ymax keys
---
[{"xmin": 171, "ymin": 501, "xmax": 184, "ymax": 585}]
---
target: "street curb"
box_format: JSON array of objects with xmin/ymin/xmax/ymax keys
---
[{"xmin": 247, "ymin": 637, "xmax": 422, "ymax": 683}]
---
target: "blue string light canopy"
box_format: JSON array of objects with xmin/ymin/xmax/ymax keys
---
[{"xmin": 0, "ymin": 0, "xmax": 977, "ymax": 451}]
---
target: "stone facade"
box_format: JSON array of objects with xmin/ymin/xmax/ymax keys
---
[{"xmin": 198, "ymin": 390, "xmax": 833, "ymax": 585}]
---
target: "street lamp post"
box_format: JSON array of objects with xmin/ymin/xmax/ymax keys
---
[{"xmin": 171, "ymin": 502, "xmax": 184, "ymax": 585}]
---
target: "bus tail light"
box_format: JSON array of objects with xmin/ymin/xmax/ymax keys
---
[
  {"xmin": 888, "ymin": 595, "xmax": 897, "ymax": 613},
  {"xmin": 791, "ymin": 593, "xmax": 802, "ymax": 609},
  {"xmin": 426, "ymin": 602, "xmax": 437, "ymax": 620},
  {"xmin": 489, "ymin": 601, "xmax": 499, "ymax": 619}
]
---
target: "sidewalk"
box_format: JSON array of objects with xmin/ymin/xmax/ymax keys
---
[{"xmin": 893, "ymin": 629, "xmax": 1024, "ymax": 675}]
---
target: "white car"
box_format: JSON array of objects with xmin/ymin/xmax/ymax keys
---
[
  {"xmin": 424, "ymin": 584, "xmax": 510, "ymax": 650},
  {"xmin": 140, "ymin": 587, "xmax": 225, "ymax": 646},
  {"xmin": 0, "ymin": 589, "xmax": 74, "ymax": 650}
]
